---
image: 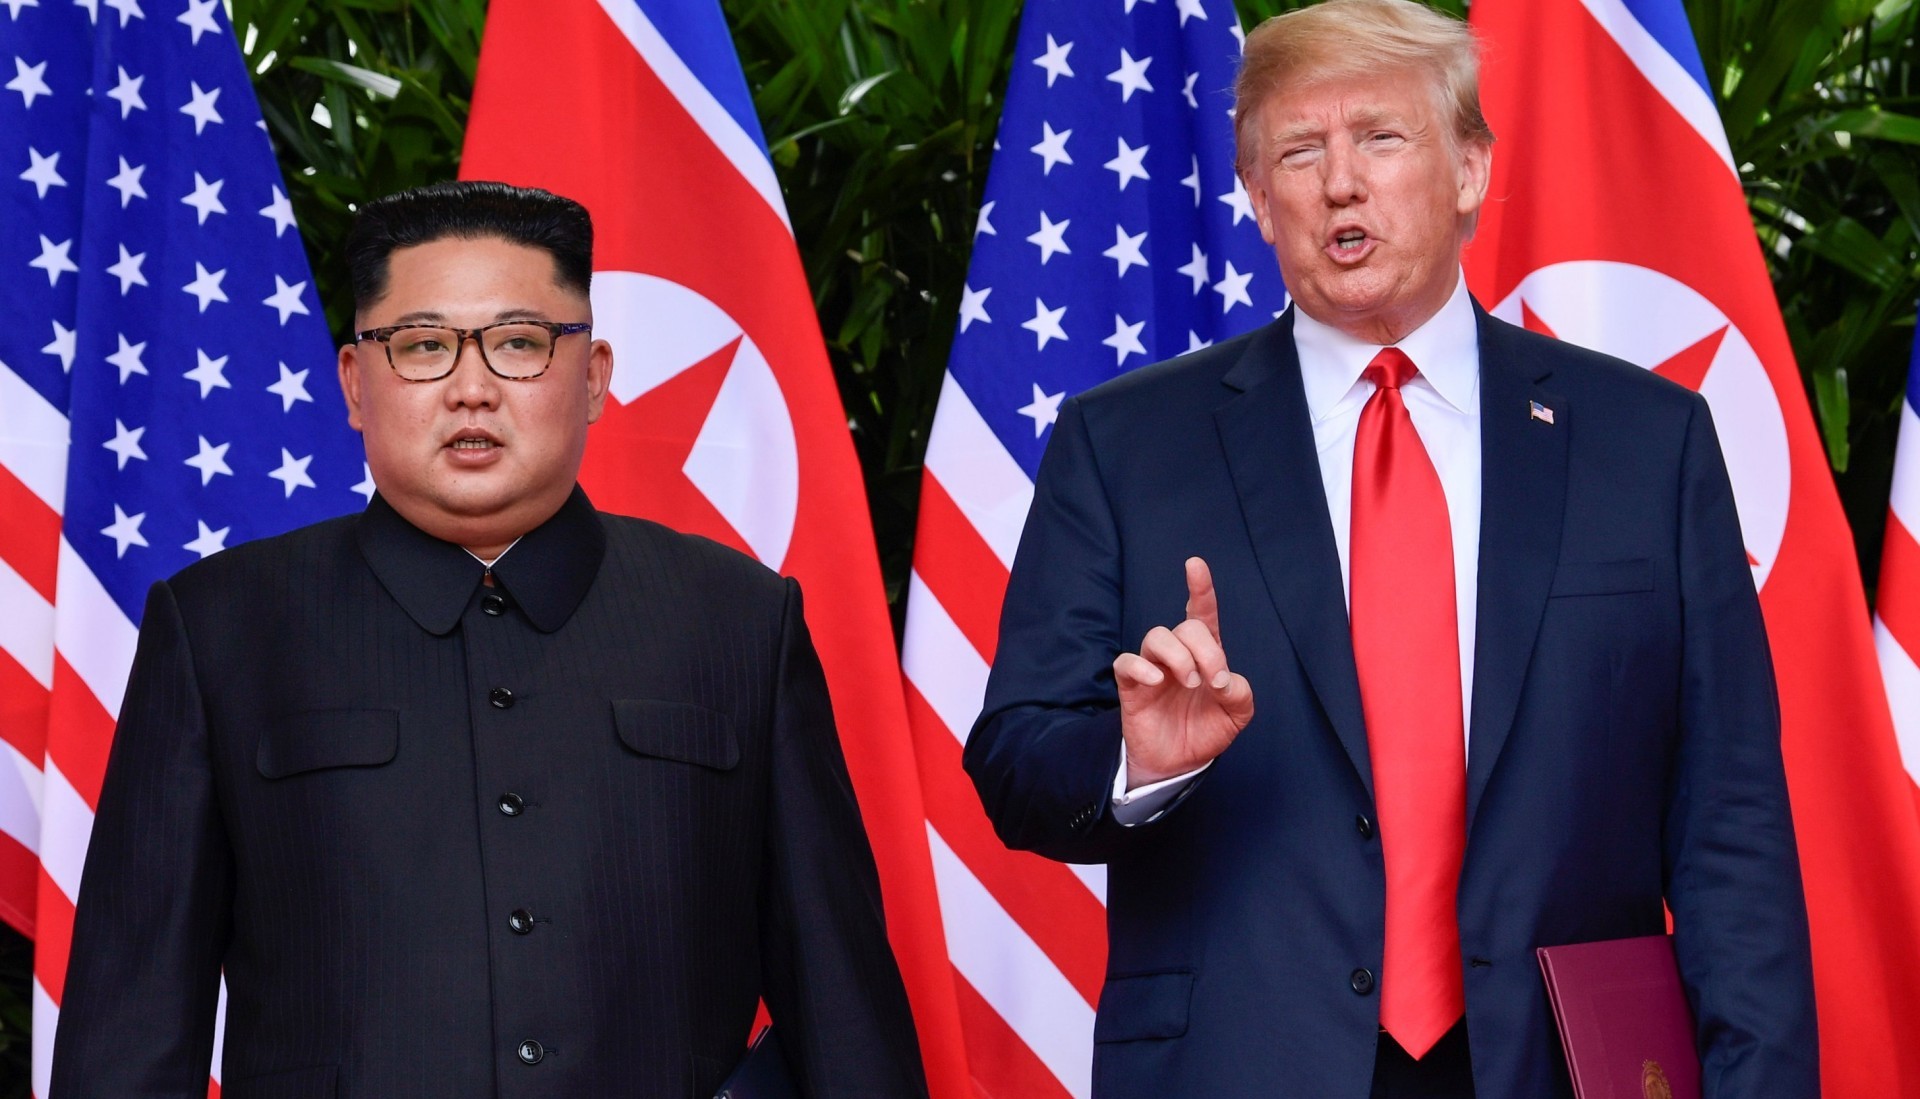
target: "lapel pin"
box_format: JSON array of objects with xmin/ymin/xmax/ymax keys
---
[{"xmin": 1530, "ymin": 400, "xmax": 1555, "ymax": 425}]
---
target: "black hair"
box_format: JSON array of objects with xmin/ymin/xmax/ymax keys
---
[{"xmin": 344, "ymin": 180, "xmax": 594, "ymax": 310}]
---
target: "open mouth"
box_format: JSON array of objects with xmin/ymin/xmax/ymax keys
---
[
  {"xmin": 1334, "ymin": 229, "xmax": 1367, "ymax": 252},
  {"xmin": 446, "ymin": 430, "xmax": 502, "ymax": 452}
]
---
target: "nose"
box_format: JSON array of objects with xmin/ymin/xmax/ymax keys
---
[
  {"xmin": 1321, "ymin": 137, "xmax": 1367, "ymax": 206},
  {"xmin": 444, "ymin": 335, "xmax": 500, "ymax": 409}
]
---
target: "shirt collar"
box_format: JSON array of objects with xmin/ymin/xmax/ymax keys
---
[
  {"xmin": 1290, "ymin": 270, "xmax": 1480, "ymax": 423},
  {"xmin": 356, "ymin": 485, "xmax": 606, "ymax": 635}
]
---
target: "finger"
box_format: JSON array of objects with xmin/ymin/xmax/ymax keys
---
[
  {"xmin": 1172, "ymin": 618, "xmax": 1230, "ymax": 690},
  {"xmin": 1139, "ymin": 625, "xmax": 1204, "ymax": 689},
  {"xmin": 1185, "ymin": 556, "xmax": 1220, "ymax": 637},
  {"xmin": 1113, "ymin": 651, "xmax": 1166, "ymax": 690},
  {"xmin": 1215, "ymin": 671, "xmax": 1256, "ymax": 727}
]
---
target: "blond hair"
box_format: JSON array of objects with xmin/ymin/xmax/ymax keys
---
[{"xmin": 1233, "ymin": 0, "xmax": 1494, "ymax": 171}]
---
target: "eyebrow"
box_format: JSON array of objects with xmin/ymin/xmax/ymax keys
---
[{"xmin": 388, "ymin": 308, "xmax": 555, "ymax": 325}]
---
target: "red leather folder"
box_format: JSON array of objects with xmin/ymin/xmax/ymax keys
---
[{"xmin": 1537, "ymin": 935, "xmax": 1701, "ymax": 1099}]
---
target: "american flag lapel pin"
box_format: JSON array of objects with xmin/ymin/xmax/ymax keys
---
[{"xmin": 1530, "ymin": 400, "xmax": 1556, "ymax": 425}]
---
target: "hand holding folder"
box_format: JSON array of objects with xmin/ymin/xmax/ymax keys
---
[{"xmin": 1537, "ymin": 935, "xmax": 1701, "ymax": 1099}]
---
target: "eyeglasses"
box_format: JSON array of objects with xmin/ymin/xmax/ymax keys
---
[{"xmin": 354, "ymin": 321, "xmax": 593, "ymax": 381}]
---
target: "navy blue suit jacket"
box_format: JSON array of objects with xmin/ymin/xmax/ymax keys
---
[{"xmin": 965, "ymin": 308, "xmax": 1817, "ymax": 1098}]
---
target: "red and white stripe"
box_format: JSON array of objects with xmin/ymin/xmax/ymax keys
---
[
  {"xmin": 1877, "ymin": 384, "xmax": 1920, "ymax": 795},
  {"xmin": 904, "ymin": 373, "xmax": 1109, "ymax": 1099}
]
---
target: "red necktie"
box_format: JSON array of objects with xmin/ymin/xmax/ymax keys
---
[{"xmin": 1349, "ymin": 346, "xmax": 1467, "ymax": 1059}]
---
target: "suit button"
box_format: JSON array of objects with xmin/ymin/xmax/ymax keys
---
[
  {"xmin": 498, "ymin": 793, "xmax": 525, "ymax": 817},
  {"xmin": 1350, "ymin": 968, "xmax": 1376, "ymax": 996},
  {"xmin": 517, "ymin": 1039, "xmax": 544, "ymax": 1065},
  {"xmin": 509, "ymin": 908, "xmax": 535, "ymax": 934},
  {"xmin": 489, "ymin": 686, "xmax": 515, "ymax": 709},
  {"xmin": 1356, "ymin": 815, "xmax": 1374, "ymax": 839},
  {"xmin": 482, "ymin": 593, "xmax": 508, "ymax": 617}
]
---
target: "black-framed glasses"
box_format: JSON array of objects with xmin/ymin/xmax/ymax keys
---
[{"xmin": 354, "ymin": 321, "xmax": 593, "ymax": 381}]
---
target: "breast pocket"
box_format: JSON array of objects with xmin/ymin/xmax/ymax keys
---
[
  {"xmin": 1548, "ymin": 558, "xmax": 1655, "ymax": 598},
  {"xmin": 612, "ymin": 699, "xmax": 739, "ymax": 771},
  {"xmin": 256, "ymin": 709, "xmax": 399, "ymax": 779}
]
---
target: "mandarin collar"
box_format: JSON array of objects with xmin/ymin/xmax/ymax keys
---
[
  {"xmin": 356, "ymin": 486, "xmax": 606, "ymax": 635},
  {"xmin": 1291, "ymin": 269, "xmax": 1481, "ymax": 424}
]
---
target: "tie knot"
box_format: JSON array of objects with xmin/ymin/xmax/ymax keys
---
[{"xmin": 1364, "ymin": 347, "xmax": 1418, "ymax": 391}]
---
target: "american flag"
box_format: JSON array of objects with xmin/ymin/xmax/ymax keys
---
[
  {"xmin": 0, "ymin": 1, "xmax": 365, "ymax": 1093},
  {"xmin": 901, "ymin": 2, "xmax": 1283, "ymax": 1095},
  {"xmin": 1879, "ymin": 331, "xmax": 1919, "ymax": 799}
]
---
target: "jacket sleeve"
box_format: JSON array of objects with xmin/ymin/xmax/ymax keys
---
[
  {"xmin": 1662, "ymin": 393, "xmax": 1819, "ymax": 1097},
  {"xmin": 50, "ymin": 580, "xmax": 233, "ymax": 1098},
  {"xmin": 758, "ymin": 578, "xmax": 929, "ymax": 1098},
  {"xmin": 964, "ymin": 397, "xmax": 1171, "ymax": 864}
]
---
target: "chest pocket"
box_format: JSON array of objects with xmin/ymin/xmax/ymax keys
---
[
  {"xmin": 256, "ymin": 709, "xmax": 399, "ymax": 779},
  {"xmin": 1548, "ymin": 557, "xmax": 1655, "ymax": 598},
  {"xmin": 613, "ymin": 699, "xmax": 739, "ymax": 771}
]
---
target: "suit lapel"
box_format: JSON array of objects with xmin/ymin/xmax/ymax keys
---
[
  {"xmin": 1466, "ymin": 309, "xmax": 1568, "ymax": 825},
  {"xmin": 1215, "ymin": 315, "xmax": 1374, "ymax": 798}
]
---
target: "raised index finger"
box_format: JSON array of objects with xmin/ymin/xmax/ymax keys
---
[{"xmin": 1185, "ymin": 556, "xmax": 1220, "ymax": 637}]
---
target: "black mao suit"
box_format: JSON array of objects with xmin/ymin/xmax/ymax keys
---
[
  {"xmin": 51, "ymin": 487, "xmax": 927, "ymax": 1099},
  {"xmin": 966, "ymin": 309, "xmax": 1817, "ymax": 1097}
]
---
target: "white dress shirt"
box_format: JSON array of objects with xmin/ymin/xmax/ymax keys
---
[{"xmin": 1113, "ymin": 273, "xmax": 1484, "ymax": 824}]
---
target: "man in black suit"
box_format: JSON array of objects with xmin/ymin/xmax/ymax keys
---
[
  {"xmin": 52, "ymin": 181, "xmax": 928, "ymax": 1098},
  {"xmin": 965, "ymin": 2, "xmax": 1815, "ymax": 1096}
]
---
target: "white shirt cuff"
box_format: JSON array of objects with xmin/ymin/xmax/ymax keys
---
[{"xmin": 1111, "ymin": 742, "xmax": 1209, "ymax": 826}]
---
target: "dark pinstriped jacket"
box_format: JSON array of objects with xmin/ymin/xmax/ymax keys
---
[{"xmin": 50, "ymin": 487, "xmax": 927, "ymax": 1099}]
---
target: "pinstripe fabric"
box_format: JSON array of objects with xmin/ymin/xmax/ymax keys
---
[{"xmin": 49, "ymin": 487, "xmax": 925, "ymax": 1098}]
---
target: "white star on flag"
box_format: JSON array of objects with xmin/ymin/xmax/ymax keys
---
[
  {"xmin": 104, "ymin": 0, "xmax": 141, "ymax": 28},
  {"xmin": 105, "ymin": 244, "xmax": 148, "ymax": 294},
  {"xmin": 268, "ymin": 448, "xmax": 316, "ymax": 497},
  {"xmin": 1, "ymin": 0, "xmax": 40, "ymax": 19},
  {"xmin": 101, "ymin": 504, "xmax": 149, "ymax": 557},
  {"xmin": 183, "ymin": 435, "xmax": 233, "ymax": 484},
  {"xmin": 29, "ymin": 234, "xmax": 77, "ymax": 284},
  {"xmin": 182, "ymin": 262, "xmax": 228, "ymax": 311},
  {"xmin": 21, "ymin": 146, "xmax": 65, "ymax": 196},
  {"xmin": 7, "ymin": 57, "xmax": 52, "ymax": 108},
  {"xmin": 102, "ymin": 419, "xmax": 147, "ymax": 469},
  {"xmin": 1107, "ymin": 49, "xmax": 1154, "ymax": 102},
  {"xmin": 1218, "ymin": 176, "xmax": 1254, "ymax": 224},
  {"xmin": 42, "ymin": 320, "xmax": 76, "ymax": 371},
  {"xmin": 106, "ymin": 65, "xmax": 145, "ymax": 117},
  {"xmin": 353, "ymin": 463, "xmax": 377, "ymax": 501},
  {"xmin": 259, "ymin": 186, "xmax": 297, "ymax": 236},
  {"xmin": 183, "ymin": 520, "xmax": 230, "ymax": 558},
  {"xmin": 1026, "ymin": 211, "xmax": 1071, "ymax": 264},
  {"xmin": 974, "ymin": 200, "xmax": 997, "ymax": 238},
  {"xmin": 180, "ymin": 172, "xmax": 226, "ymax": 224},
  {"xmin": 107, "ymin": 334, "xmax": 148, "ymax": 382},
  {"xmin": 1182, "ymin": 71, "xmax": 1199, "ymax": 109},
  {"xmin": 1016, "ymin": 383, "xmax": 1065, "ymax": 437},
  {"xmin": 267, "ymin": 363, "xmax": 313, "ymax": 411},
  {"xmin": 1212, "ymin": 259, "xmax": 1254, "ymax": 312},
  {"xmin": 1021, "ymin": 298, "xmax": 1069, "ymax": 350},
  {"xmin": 179, "ymin": 80, "xmax": 223, "ymax": 133},
  {"xmin": 1103, "ymin": 137, "xmax": 1150, "ymax": 190},
  {"xmin": 1033, "ymin": 34, "xmax": 1073, "ymax": 86},
  {"xmin": 1176, "ymin": 0, "xmax": 1208, "ymax": 27},
  {"xmin": 176, "ymin": 0, "xmax": 219, "ymax": 44},
  {"xmin": 1182, "ymin": 155, "xmax": 1202, "ymax": 206},
  {"xmin": 184, "ymin": 349, "xmax": 231, "ymax": 397},
  {"xmin": 1103, "ymin": 225, "xmax": 1149, "ymax": 277},
  {"xmin": 958, "ymin": 285, "xmax": 992, "ymax": 333},
  {"xmin": 106, "ymin": 157, "xmax": 147, "ymax": 206},
  {"xmin": 1031, "ymin": 121, "xmax": 1073, "ymax": 175},
  {"xmin": 1102, "ymin": 313, "xmax": 1148, "ymax": 365},
  {"xmin": 1178, "ymin": 243, "xmax": 1209, "ymax": 293},
  {"xmin": 263, "ymin": 276, "xmax": 311, "ymax": 324}
]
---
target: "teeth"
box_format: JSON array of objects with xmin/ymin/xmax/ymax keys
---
[
  {"xmin": 451, "ymin": 439, "xmax": 495, "ymax": 449},
  {"xmin": 1336, "ymin": 232, "xmax": 1365, "ymax": 250}
]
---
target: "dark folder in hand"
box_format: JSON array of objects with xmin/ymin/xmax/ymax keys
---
[
  {"xmin": 1537, "ymin": 935, "xmax": 1700, "ymax": 1099},
  {"xmin": 714, "ymin": 1026, "xmax": 797, "ymax": 1099}
]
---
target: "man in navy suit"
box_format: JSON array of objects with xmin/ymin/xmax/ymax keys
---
[{"xmin": 963, "ymin": 2, "xmax": 1817, "ymax": 1096}]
